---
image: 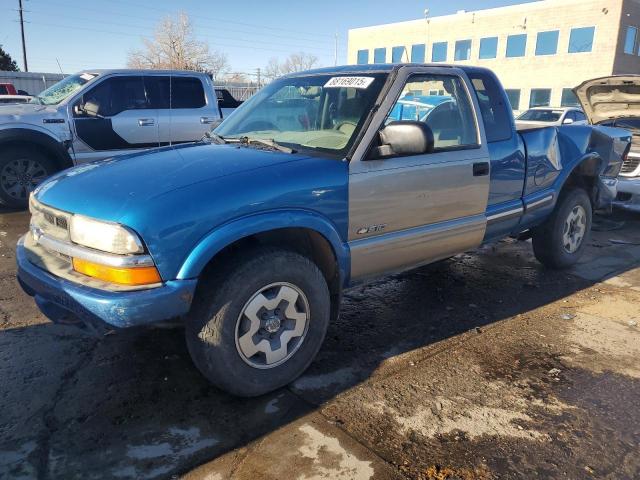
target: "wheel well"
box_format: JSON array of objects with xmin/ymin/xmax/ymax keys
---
[
  {"xmin": 562, "ymin": 156, "xmax": 601, "ymax": 205},
  {"xmin": 0, "ymin": 138, "xmax": 72, "ymax": 172},
  {"xmin": 200, "ymin": 227, "xmax": 342, "ymax": 318}
]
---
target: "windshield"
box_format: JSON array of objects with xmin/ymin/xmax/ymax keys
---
[
  {"xmin": 30, "ymin": 73, "xmax": 98, "ymax": 105},
  {"xmin": 215, "ymin": 73, "xmax": 387, "ymax": 156},
  {"xmin": 517, "ymin": 109, "xmax": 562, "ymax": 122}
]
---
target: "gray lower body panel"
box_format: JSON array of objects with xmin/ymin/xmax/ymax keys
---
[{"xmin": 349, "ymin": 214, "xmax": 486, "ymax": 281}]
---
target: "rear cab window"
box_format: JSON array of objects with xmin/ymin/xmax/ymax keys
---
[{"xmin": 466, "ymin": 71, "xmax": 513, "ymax": 143}]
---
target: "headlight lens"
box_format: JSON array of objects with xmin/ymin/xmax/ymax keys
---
[{"xmin": 69, "ymin": 215, "xmax": 143, "ymax": 254}]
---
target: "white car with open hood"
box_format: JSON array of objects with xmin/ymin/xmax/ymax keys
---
[{"xmin": 574, "ymin": 76, "xmax": 640, "ymax": 213}]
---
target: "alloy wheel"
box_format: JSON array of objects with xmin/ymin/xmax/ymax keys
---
[
  {"xmin": 0, "ymin": 158, "xmax": 48, "ymax": 200},
  {"xmin": 235, "ymin": 282, "xmax": 310, "ymax": 369},
  {"xmin": 562, "ymin": 205, "xmax": 587, "ymax": 253}
]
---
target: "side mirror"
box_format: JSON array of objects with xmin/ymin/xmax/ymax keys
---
[
  {"xmin": 370, "ymin": 121, "xmax": 434, "ymax": 159},
  {"xmin": 76, "ymin": 99, "xmax": 101, "ymax": 118},
  {"xmin": 563, "ymin": 117, "xmax": 574, "ymax": 125}
]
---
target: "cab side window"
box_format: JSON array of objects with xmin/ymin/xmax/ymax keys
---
[
  {"xmin": 172, "ymin": 77, "xmax": 206, "ymax": 108},
  {"xmin": 574, "ymin": 111, "xmax": 587, "ymax": 122},
  {"xmin": 386, "ymin": 74, "xmax": 478, "ymax": 150},
  {"xmin": 466, "ymin": 72, "xmax": 512, "ymax": 143},
  {"xmin": 144, "ymin": 76, "xmax": 206, "ymax": 109},
  {"xmin": 75, "ymin": 76, "xmax": 147, "ymax": 117}
]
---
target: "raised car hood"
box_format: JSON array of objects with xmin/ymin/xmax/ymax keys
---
[
  {"xmin": 34, "ymin": 142, "xmax": 310, "ymax": 220},
  {"xmin": 574, "ymin": 75, "xmax": 640, "ymax": 124}
]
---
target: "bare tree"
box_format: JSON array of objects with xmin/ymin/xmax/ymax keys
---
[
  {"xmin": 263, "ymin": 52, "xmax": 319, "ymax": 81},
  {"xmin": 128, "ymin": 12, "xmax": 229, "ymax": 78},
  {"xmin": 263, "ymin": 57, "xmax": 281, "ymax": 81}
]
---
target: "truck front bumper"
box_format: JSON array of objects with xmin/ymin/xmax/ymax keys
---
[
  {"xmin": 613, "ymin": 176, "xmax": 640, "ymax": 213},
  {"xmin": 16, "ymin": 236, "xmax": 197, "ymax": 335}
]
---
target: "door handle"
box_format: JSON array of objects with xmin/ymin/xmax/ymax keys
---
[
  {"xmin": 200, "ymin": 116, "xmax": 217, "ymax": 124},
  {"xmin": 138, "ymin": 118, "xmax": 155, "ymax": 126},
  {"xmin": 473, "ymin": 162, "xmax": 489, "ymax": 176}
]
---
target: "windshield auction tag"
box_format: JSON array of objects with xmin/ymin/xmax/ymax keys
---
[
  {"xmin": 79, "ymin": 73, "xmax": 96, "ymax": 81},
  {"xmin": 324, "ymin": 77, "xmax": 375, "ymax": 89}
]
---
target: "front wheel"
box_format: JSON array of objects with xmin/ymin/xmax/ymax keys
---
[
  {"xmin": 532, "ymin": 188, "xmax": 592, "ymax": 269},
  {"xmin": 0, "ymin": 147, "xmax": 55, "ymax": 208},
  {"xmin": 185, "ymin": 248, "xmax": 330, "ymax": 397}
]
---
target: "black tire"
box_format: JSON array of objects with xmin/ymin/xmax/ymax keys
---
[
  {"xmin": 185, "ymin": 247, "xmax": 331, "ymax": 397},
  {"xmin": 0, "ymin": 147, "xmax": 56, "ymax": 209},
  {"xmin": 532, "ymin": 188, "xmax": 592, "ymax": 269}
]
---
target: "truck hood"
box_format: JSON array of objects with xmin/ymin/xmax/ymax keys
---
[
  {"xmin": 574, "ymin": 76, "xmax": 640, "ymax": 124},
  {"xmin": 34, "ymin": 142, "xmax": 312, "ymax": 219},
  {"xmin": 0, "ymin": 102, "xmax": 62, "ymax": 123}
]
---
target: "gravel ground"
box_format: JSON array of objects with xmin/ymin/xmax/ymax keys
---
[{"xmin": 0, "ymin": 207, "xmax": 638, "ymax": 480}]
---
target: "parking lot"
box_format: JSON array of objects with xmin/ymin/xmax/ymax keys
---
[{"xmin": 0, "ymin": 206, "xmax": 637, "ymax": 479}]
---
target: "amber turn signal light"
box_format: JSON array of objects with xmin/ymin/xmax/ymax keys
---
[{"xmin": 72, "ymin": 258, "xmax": 162, "ymax": 286}]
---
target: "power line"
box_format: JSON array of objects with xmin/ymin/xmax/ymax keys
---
[
  {"xmin": 25, "ymin": 10, "xmax": 333, "ymax": 53},
  {"xmin": 26, "ymin": 21, "xmax": 336, "ymax": 57},
  {"xmin": 102, "ymin": 0, "xmax": 336, "ymax": 39},
  {"xmin": 35, "ymin": 0, "xmax": 335, "ymax": 41}
]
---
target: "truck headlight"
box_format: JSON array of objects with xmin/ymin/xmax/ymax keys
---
[{"xmin": 69, "ymin": 215, "xmax": 144, "ymax": 255}]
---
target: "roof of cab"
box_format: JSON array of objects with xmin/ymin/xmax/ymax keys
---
[
  {"xmin": 286, "ymin": 63, "xmax": 494, "ymax": 77},
  {"xmin": 74, "ymin": 69, "xmax": 211, "ymax": 76}
]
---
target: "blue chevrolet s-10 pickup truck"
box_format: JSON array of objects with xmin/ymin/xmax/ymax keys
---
[{"xmin": 16, "ymin": 64, "xmax": 630, "ymax": 396}]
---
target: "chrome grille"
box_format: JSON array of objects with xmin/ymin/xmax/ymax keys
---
[{"xmin": 621, "ymin": 156, "xmax": 640, "ymax": 175}]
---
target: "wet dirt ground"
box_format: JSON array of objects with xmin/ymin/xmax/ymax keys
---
[{"xmin": 0, "ymin": 207, "xmax": 639, "ymax": 480}]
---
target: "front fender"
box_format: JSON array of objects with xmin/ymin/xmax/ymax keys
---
[{"xmin": 176, "ymin": 209, "xmax": 350, "ymax": 284}]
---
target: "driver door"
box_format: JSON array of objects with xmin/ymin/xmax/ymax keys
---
[
  {"xmin": 348, "ymin": 67, "xmax": 491, "ymax": 280},
  {"xmin": 72, "ymin": 75, "xmax": 159, "ymax": 163}
]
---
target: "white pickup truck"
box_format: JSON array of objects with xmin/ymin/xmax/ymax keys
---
[{"xmin": 0, "ymin": 69, "xmax": 230, "ymax": 208}]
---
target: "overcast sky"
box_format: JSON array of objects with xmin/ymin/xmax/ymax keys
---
[{"xmin": 1, "ymin": 0, "xmax": 537, "ymax": 76}]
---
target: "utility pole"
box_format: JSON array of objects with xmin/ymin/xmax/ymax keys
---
[
  {"xmin": 256, "ymin": 68, "xmax": 261, "ymax": 88},
  {"xmin": 334, "ymin": 32, "xmax": 338, "ymax": 66},
  {"xmin": 18, "ymin": 0, "xmax": 28, "ymax": 72}
]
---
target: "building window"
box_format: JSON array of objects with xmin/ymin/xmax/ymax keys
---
[
  {"xmin": 374, "ymin": 47, "xmax": 386, "ymax": 63},
  {"xmin": 568, "ymin": 26, "xmax": 595, "ymax": 53},
  {"xmin": 432, "ymin": 42, "xmax": 448, "ymax": 62},
  {"xmin": 356, "ymin": 49, "xmax": 369, "ymax": 65},
  {"xmin": 624, "ymin": 26, "xmax": 638, "ymax": 54},
  {"xmin": 505, "ymin": 89, "xmax": 521, "ymax": 111},
  {"xmin": 392, "ymin": 46, "xmax": 405, "ymax": 63},
  {"xmin": 506, "ymin": 34, "xmax": 527, "ymax": 57},
  {"xmin": 561, "ymin": 88, "xmax": 580, "ymax": 107},
  {"xmin": 535, "ymin": 31, "xmax": 559, "ymax": 56},
  {"xmin": 530, "ymin": 89, "xmax": 552, "ymax": 108},
  {"xmin": 411, "ymin": 44, "xmax": 425, "ymax": 62},
  {"xmin": 454, "ymin": 39, "xmax": 472, "ymax": 61},
  {"xmin": 479, "ymin": 37, "xmax": 498, "ymax": 59}
]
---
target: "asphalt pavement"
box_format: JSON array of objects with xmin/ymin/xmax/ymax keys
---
[{"xmin": 0, "ymin": 207, "xmax": 639, "ymax": 480}]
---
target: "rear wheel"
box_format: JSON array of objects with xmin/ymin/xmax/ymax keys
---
[
  {"xmin": 0, "ymin": 147, "xmax": 55, "ymax": 208},
  {"xmin": 185, "ymin": 248, "xmax": 330, "ymax": 397},
  {"xmin": 532, "ymin": 188, "xmax": 592, "ymax": 269}
]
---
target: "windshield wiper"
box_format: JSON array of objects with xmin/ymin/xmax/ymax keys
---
[
  {"xmin": 202, "ymin": 131, "xmax": 227, "ymax": 144},
  {"xmin": 225, "ymin": 136, "xmax": 296, "ymax": 154}
]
